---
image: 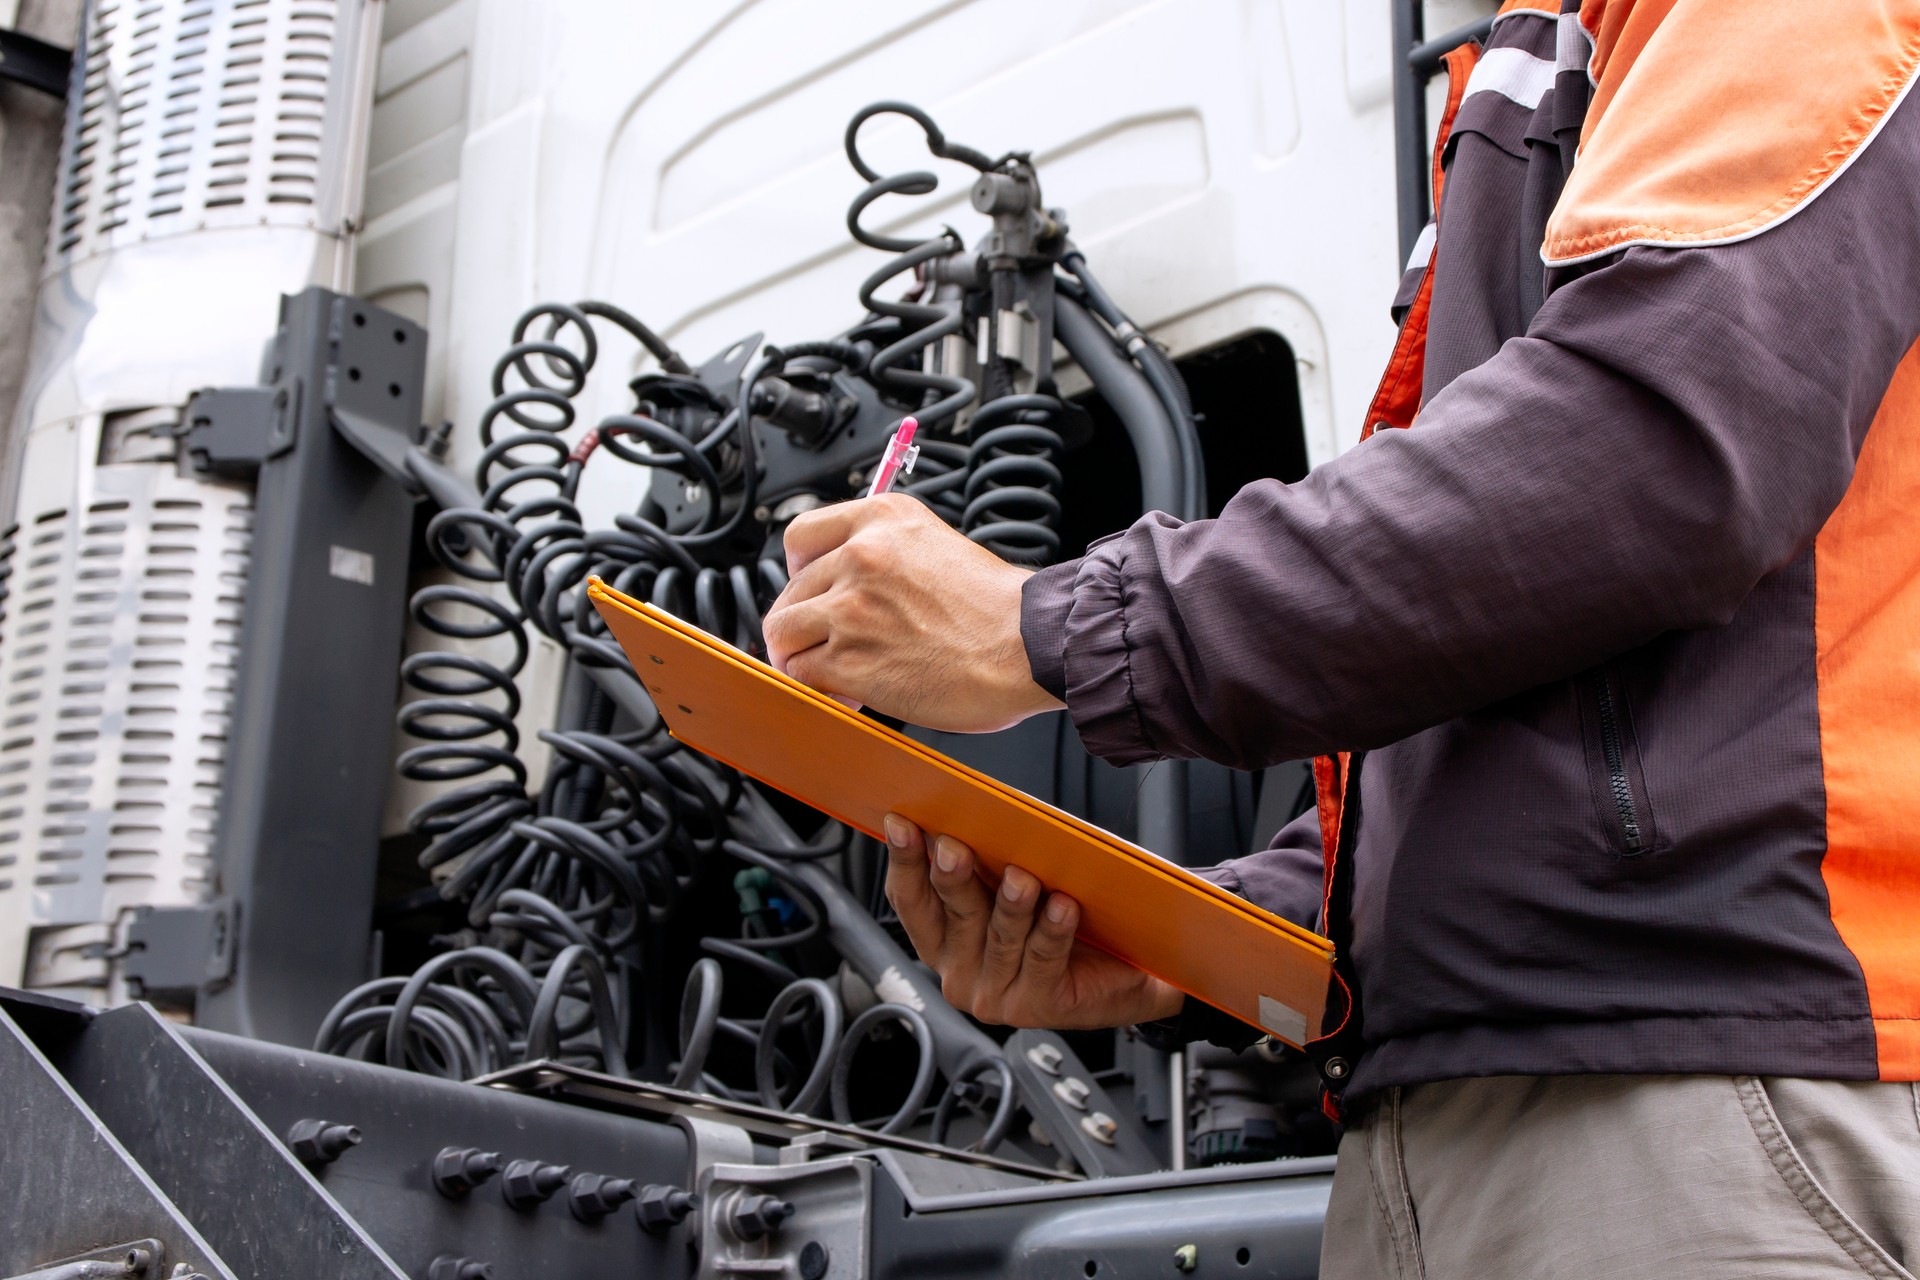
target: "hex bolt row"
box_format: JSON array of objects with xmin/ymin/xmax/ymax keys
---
[{"xmin": 431, "ymin": 1145, "xmax": 698, "ymax": 1235}]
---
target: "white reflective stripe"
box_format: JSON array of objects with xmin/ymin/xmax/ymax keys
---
[
  {"xmin": 1404, "ymin": 220, "xmax": 1437, "ymax": 274},
  {"xmin": 1464, "ymin": 45, "xmax": 1557, "ymax": 111},
  {"xmin": 1490, "ymin": 2, "xmax": 1558, "ymax": 25},
  {"xmin": 1557, "ymin": 9, "xmax": 1594, "ymax": 77}
]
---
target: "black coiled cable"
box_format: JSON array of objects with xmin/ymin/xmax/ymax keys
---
[
  {"xmin": 960, "ymin": 393, "xmax": 1067, "ymax": 564},
  {"xmin": 330, "ymin": 296, "xmax": 1013, "ymax": 1151},
  {"xmin": 664, "ymin": 827, "xmax": 970, "ymax": 1139},
  {"xmin": 842, "ymin": 102, "xmax": 1072, "ymax": 565},
  {"xmin": 327, "ymin": 301, "xmax": 741, "ymax": 1080}
]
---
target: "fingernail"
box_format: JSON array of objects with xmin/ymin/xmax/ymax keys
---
[
  {"xmin": 933, "ymin": 838, "xmax": 959, "ymax": 874},
  {"xmin": 1001, "ymin": 873, "xmax": 1029, "ymax": 904},
  {"xmin": 883, "ymin": 815, "xmax": 911, "ymax": 848},
  {"xmin": 1045, "ymin": 897, "xmax": 1070, "ymax": 925}
]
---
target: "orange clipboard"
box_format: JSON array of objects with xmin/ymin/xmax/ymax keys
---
[{"xmin": 587, "ymin": 576, "xmax": 1334, "ymax": 1047}]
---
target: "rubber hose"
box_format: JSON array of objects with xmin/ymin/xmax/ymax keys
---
[
  {"xmin": 830, "ymin": 1003, "xmax": 938, "ymax": 1134},
  {"xmin": 1053, "ymin": 295, "xmax": 1185, "ymax": 517}
]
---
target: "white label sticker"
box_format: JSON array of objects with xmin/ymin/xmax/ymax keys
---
[
  {"xmin": 329, "ymin": 545, "xmax": 375, "ymax": 586},
  {"xmin": 1257, "ymin": 994, "xmax": 1308, "ymax": 1046}
]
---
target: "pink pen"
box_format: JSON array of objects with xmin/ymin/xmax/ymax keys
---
[{"xmin": 864, "ymin": 416, "xmax": 920, "ymax": 497}]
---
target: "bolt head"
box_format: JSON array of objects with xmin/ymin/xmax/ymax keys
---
[
  {"xmin": 1025, "ymin": 1043, "xmax": 1064, "ymax": 1075},
  {"xmin": 1080, "ymin": 1111, "xmax": 1119, "ymax": 1145},
  {"xmin": 636, "ymin": 1183, "xmax": 698, "ymax": 1233},
  {"xmin": 501, "ymin": 1159, "xmax": 571, "ymax": 1208}
]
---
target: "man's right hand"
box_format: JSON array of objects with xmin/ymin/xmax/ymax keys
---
[{"xmin": 881, "ymin": 814, "xmax": 1184, "ymax": 1030}]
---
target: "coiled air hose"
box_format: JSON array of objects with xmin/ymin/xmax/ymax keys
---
[{"xmin": 325, "ymin": 296, "xmax": 1017, "ymax": 1151}]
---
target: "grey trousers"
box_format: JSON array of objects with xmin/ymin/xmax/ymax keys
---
[{"xmin": 1321, "ymin": 1074, "xmax": 1920, "ymax": 1279}]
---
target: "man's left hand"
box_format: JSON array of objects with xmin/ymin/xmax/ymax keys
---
[{"xmin": 762, "ymin": 494, "xmax": 1064, "ymax": 732}]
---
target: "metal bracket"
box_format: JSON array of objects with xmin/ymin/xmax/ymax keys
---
[
  {"xmin": 122, "ymin": 903, "xmax": 238, "ymax": 1003},
  {"xmin": 1004, "ymin": 1029, "xmax": 1160, "ymax": 1179},
  {"xmin": 674, "ymin": 1113, "xmax": 756, "ymax": 1184},
  {"xmin": 0, "ymin": 27, "xmax": 71, "ymax": 97},
  {"xmin": 180, "ymin": 294, "xmax": 425, "ymax": 489},
  {"xmin": 191, "ymin": 287, "xmax": 426, "ymax": 1047},
  {"xmin": 697, "ymin": 1157, "xmax": 871, "ymax": 1280},
  {"xmin": 323, "ymin": 295, "xmax": 426, "ymax": 489},
  {"xmin": 178, "ymin": 387, "xmax": 294, "ymax": 478}
]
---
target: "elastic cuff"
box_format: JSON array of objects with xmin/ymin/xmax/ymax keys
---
[
  {"xmin": 1020, "ymin": 562, "xmax": 1076, "ymax": 702},
  {"xmin": 1060, "ymin": 539, "xmax": 1158, "ymax": 764}
]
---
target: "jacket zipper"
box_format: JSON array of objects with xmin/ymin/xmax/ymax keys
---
[{"xmin": 1594, "ymin": 670, "xmax": 1644, "ymax": 854}]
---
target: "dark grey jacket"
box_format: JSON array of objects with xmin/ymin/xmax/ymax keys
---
[{"xmin": 1021, "ymin": 1, "xmax": 1920, "ymax": 1097}]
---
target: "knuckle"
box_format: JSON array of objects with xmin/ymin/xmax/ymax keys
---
[
  {"xmin": 786, "ymin": 516, "xmax": 824, "ymax": 548},
  {"xmin": 837, "ymin": 593, "xmax": 872, "ymax": 630}
]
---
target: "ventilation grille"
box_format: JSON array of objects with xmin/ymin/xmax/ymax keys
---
[
  {"xmin": 0, "ymin": 478, "xmax": 252, "ymax": 989},
  {"xmin": 51, "ymin": 0, "xmax": 349, "ymax": 264}
]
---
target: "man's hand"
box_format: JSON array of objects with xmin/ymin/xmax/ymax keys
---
[
  {"xmin": 881, "ymin": 814, "xmax": 1184, "ymax": 1030},
  {"xmin": 763, "ymin": 495, "xmax": 1064, "ymax": 732}
]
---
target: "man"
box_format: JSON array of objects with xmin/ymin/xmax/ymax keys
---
[{"xmin": 762, "ymin": 1, "xmax": 1920, "ymax": 1274}]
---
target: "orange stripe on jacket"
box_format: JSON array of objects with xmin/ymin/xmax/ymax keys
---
[
  {"xmin": 1544, "ymin": 0, "xmax": 1920, "ymax": 265},
  {"xmin": 1360, "ymin": 41, "xmax": 1480, "ymax": 442},
  {"xmin": 1816, "ymin": 339, "xmax": 1920, "ymax": 1080}
]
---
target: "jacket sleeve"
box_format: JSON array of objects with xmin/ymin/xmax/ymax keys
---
[
  {"xmin": 1022, "ymin": 93, "xmax": 1920, "ymax": 771},
  {"xmin": 1190, "ymin": 807, "xmax": 1325, "ymax": 931}
]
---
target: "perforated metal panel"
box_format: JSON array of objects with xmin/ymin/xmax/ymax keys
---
[
  {"xmin": 0, "ymin": 467, "xmax": 253, "ymax": 997},
  {"xmin": 51, "ymin": 0, "xmax": 363, "ymax": 265}
]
